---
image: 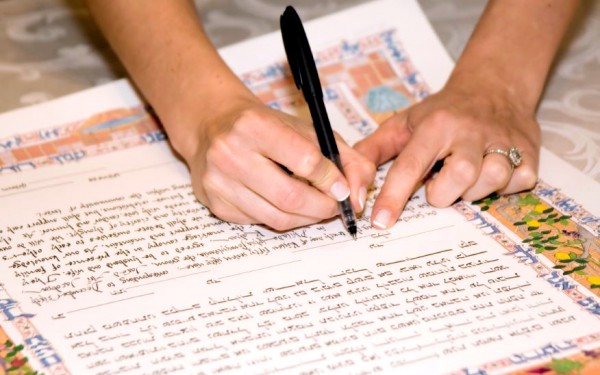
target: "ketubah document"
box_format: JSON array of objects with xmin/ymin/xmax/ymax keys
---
[{"xmin": 1, "ymin": 1, "xmax": 599, "ymax": 374}]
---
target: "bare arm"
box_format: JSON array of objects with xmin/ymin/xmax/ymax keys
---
[
  {"xmin": 85, "ymin": 0, "xmax": 375, "ymax": 230},
  {"xmin": 84, "ymin": 0, "xmax": 253, "ymax": 160}
]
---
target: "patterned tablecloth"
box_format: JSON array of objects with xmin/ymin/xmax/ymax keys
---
[{"xmin": 0, "ymin": 0, "xmax": 598, "ymax": 183}]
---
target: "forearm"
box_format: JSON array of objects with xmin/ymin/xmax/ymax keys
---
[
  {"xmin": 448, "ymin": 0, "xmax": 579, "ymax": 111},
  {"xmin": 85, "ymin": 0, "xmax": 256, "ymax": 159}
]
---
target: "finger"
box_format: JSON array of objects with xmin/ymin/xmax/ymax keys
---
[
  {"xmin": 234, "ymin": 154, "xmax": 340, "ymax": 219},
  {"xmin": 337, "ymin": 140, "xmax": 377, "ymax": 213},
  {"xmin": 371, "ymin": 130, "xmax": 445, "ymax": 229},
  {"xmin": 424, "ymin": 140, "xmax": 483, "ymax": 208},
  {"xmin": 206, "ymin": 170, "xmax": 325, "ymax": 231},
  {"xmin": 201, "ymin": 168, "xmax": 261, "ymax": 225},
  {"xmin": 353, "ymin": 112, "xmax": 411, "ymax": 165},
  {"xmin": 498, "ymin": 147, "xmax": 539, "ymax": 195},
  {"xmin": 255, "ymin": 121, "xmax": 351, "ymax": 202},
  {"xmin": 209, "ymin": 132, "xmax": 340, "ymax": 218},
  {"xmin": 461, "ymin": 152, "xmax": 513, "ymax": 202}
]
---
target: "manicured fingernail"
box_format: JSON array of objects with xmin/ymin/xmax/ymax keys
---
[
  {"xmin": 331, "ymin": 181, "xmax": 350, "ymax": 201},
  {"xmin": 359, "ymin": 187, "xmax": 367, "ymax": 211},
  {"xmin": 373, "ymin": 209, "xmax": 391, "ymax": 229}
]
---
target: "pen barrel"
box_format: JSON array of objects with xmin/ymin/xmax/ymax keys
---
[
  {"xmin": 305, "ymin": 91, "xmax": 356, "ymax": 236},
  {"xmin": 306, "ymin": 93, "xmax": 340, "ymax": 162},
  {"xmin": 339, "ymin": 198, "xmax": 357, "ymax": 229}
]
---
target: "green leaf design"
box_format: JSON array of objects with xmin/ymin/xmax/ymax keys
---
[
  {"xmin": 548, "ymin": 357, "xmax": 583, "ymax": 373},
  {"xmin": 518, "ymin": 195, "xmax": 540, "ymax": 206}
]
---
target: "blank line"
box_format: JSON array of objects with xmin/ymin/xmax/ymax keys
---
[
  {"xmin": 402, "ymin": 353, "xmax": 439, "ymax": 366},
  {"xmin": 119, "ymin": 161, "xmax": 180, "ymax": 175},
  {"xmin": 0, "ymin": 181, "xmax": 74, "ymax": 198},
  {"xmin": 219, "ymin": 260, "xmax": 301, "ymax": 279},
  {"xmin": 292, "ymin": 237, "xmax": 356, "ymax": 253},
  {"xmin": 66, "ymin": 292, "xmax": 154, "ymax": 314},
  {"xmin": 292, "ymin": 225, "xmax": 455, "ymax": 253},
  {"xmin": 270, "ymin": 356, "xmax": 326, "ymax": 373},
  {"xmin": 126, "ymin": 271, "xmax": 210, "ymax": 290},
  {"xmin": 28, "ymin": 167, "xmax": 106, "ymax": 184},
  {"xmin": 381, "ymin": 225, "xmax": 455, "ymax": 243}
]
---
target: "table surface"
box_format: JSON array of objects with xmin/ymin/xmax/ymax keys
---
[{"xmin": 0, "ymin": 0, "xmax": 599, "ymax": 183}]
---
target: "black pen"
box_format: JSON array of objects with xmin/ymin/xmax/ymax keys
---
[{"xmin": 280, "ymin": 5, "xmax": 357, "ymax": 239}]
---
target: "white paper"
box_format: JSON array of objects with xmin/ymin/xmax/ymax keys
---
[{"xmin": 1, "ymin": 1, "xmax": 599, "ymax": 374}]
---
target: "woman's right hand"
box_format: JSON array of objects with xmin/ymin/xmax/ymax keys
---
[{"xmin": 178, "ymin": 96, "xmax": 375, "ymax": 231}]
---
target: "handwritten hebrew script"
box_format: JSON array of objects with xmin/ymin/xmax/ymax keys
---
[{"xmin": 0, "ymin": 143, "xmax": 598, "ymax": 374}]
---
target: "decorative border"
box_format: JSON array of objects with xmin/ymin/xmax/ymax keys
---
[
  {"xmin": 1, "ymin": 28, "xmax": 598, "ymax": 375},
  {"xmin": 453, "ymin": 181, "xmax": 600, "ymax": 373},
  {"xmin": 0, "ymin": 284, "xmax": 68, "ymax": 375}
]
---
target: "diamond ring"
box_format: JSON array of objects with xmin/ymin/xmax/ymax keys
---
[{"xmin": 483, "ymin": 147, "xmax": 523, "ymax": 169}]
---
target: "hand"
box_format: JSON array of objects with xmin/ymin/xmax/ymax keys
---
[
  {"xmin": 182, "ymin": 96, "xmax": 375, "ymax": 231},
  {"xmin": 354, "ymin": 81, "xmax": 540, "ymax": 230}
]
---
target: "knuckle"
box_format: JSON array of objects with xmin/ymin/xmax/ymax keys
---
[
  {"xmin": 514, "ymin": 166, "xmax": 538, "ymax": 190},
  {"xmin": 364, "ymin": 160, "xmax": 377, "ymax": 180},
  {"xmin": 206, "ymin": 135, "xmax": 233, "ymax": 164},
  {"xmin": 482, "ymin": 162, "xmax": 510, "ymax": 186},
  {"xmin": 234, "ymin": 108, "xmax": 262, "ymax": 129},
  {"xmin": 399, "ymin": 155, "xmax": 427, "ymax": 179},
  {"xmin": 425, "ymin": 185, "xmax": 446, "ymax": 208},
  {"xmin": 296, "ymin": 148, "xmax": 324, "ymax": 177},
  {"xmin": 265, "ymin": 213, "xmax": 295, "ymax": 232},
  {"xmin": 427, "ymin": 109, "xmax": 455, "ymax": 131},
  {"xmin": 209, "ymin": 203, "xmax": 234, "ymax": 223},
  {"xmin": 273, "ymin": 184, "xmax": 304, "ymax": 212},
  {"xmin": 450, "ymin": 158, "xmax": 478, "ymax": 184},
  {"xmin": 201, "ymin": 172, "xmax": 218, "ymax": 192}
]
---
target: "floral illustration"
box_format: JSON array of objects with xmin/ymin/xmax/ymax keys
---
[{"xmin": 473, "ymin": 191, "xmax": 600, "ymax": 295}]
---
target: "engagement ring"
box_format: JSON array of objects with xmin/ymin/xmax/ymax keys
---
[{"xmin": 483, "ymin": 147, "xmax": 523, "ymax": 169}]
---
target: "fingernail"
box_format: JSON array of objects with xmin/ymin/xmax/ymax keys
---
[
  {"xmin": 373, "ymin": 209, "xmax": 391, "ymax": 229},
  {"xmin": 330, "ymin": 181, "xmax": 350, "ymax": 201},
  {"xmin": 359, "ymin": 187, "xmax": 367, "ymax": 211}
]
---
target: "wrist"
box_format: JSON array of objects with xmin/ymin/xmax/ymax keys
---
[
  {"xmin": 445, "ymin": 63, "xmax": 538, "ymax": 116},
  {"xmin": 158, "ymin": 78, "xmax": 261, "ymax": 164}
]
